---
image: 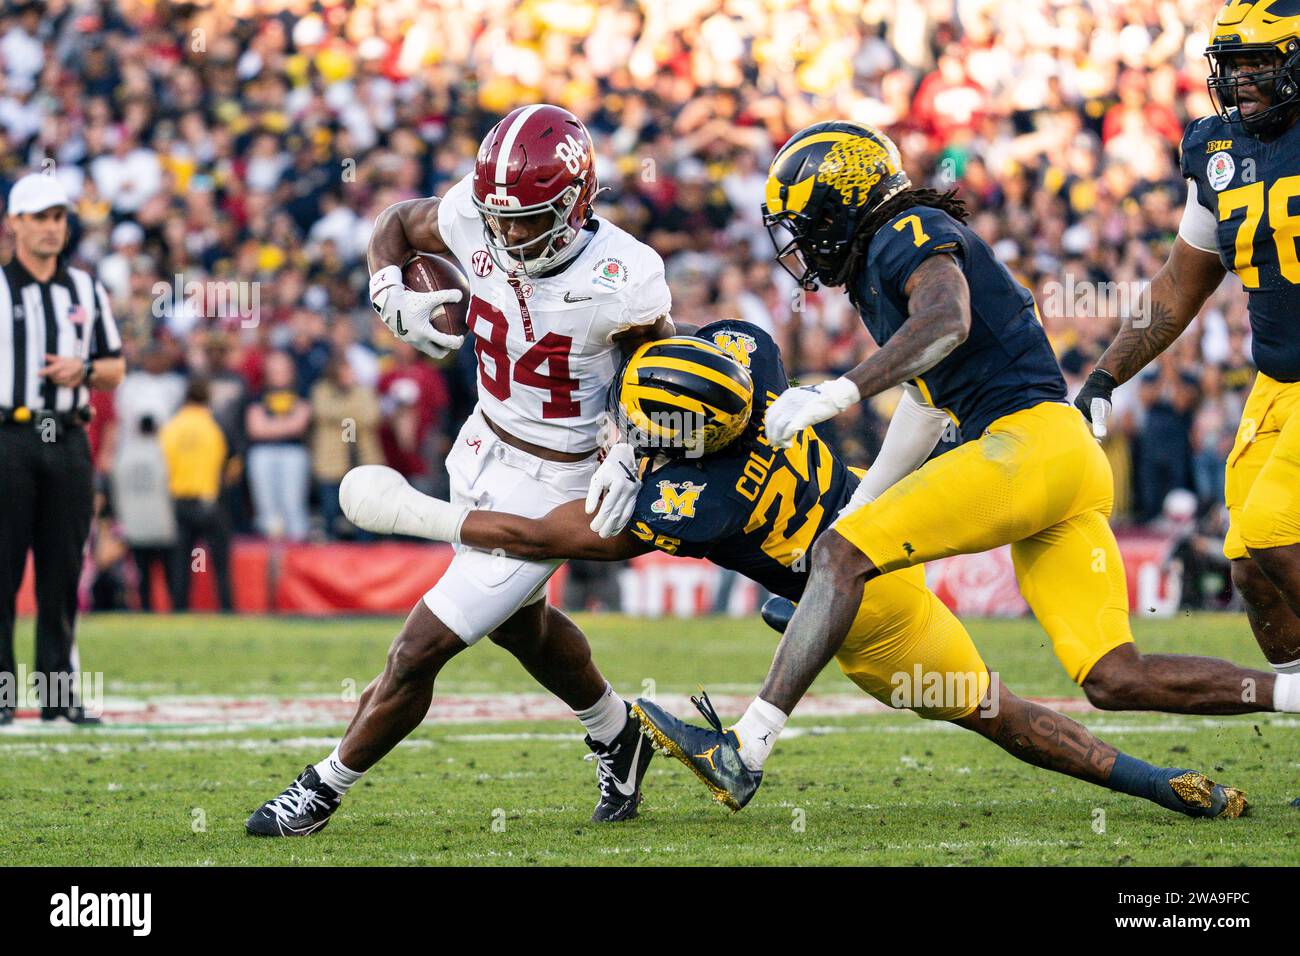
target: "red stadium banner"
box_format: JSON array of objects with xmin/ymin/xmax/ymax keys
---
[
  {"xmin": 924, "ymin": 546, "xmax": 1029, "ymax": 617},
  {"xmin": 923, "ymin": 532, "xmax": 1179, "ymax": 618},
  {"xmin": 273, "ymin": 542, "xmax": 454, "ymax": 614}
]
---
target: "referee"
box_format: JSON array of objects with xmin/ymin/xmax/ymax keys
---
[{"xmin": 0, "ymin": 173, "xmax": 124, "ymax": 726}]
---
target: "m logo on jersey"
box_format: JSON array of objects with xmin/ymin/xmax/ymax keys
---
[
  {"xmin": 471, "ymin": 250, "xmax": 493, "ymax": 277},
  {"xmin": 650, "ymin": 480, "xmax": 705, "ymax": 521},
  {"xmin": 711, "ymin": 331, "xmax": 758, "ymax": 368}
]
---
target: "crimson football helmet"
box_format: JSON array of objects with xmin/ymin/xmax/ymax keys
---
[{"xmin": 472, "ymin": 104, "xmax": 598, "ymax": 276}]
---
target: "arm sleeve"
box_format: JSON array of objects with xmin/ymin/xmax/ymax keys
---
[
  {"xmin": 436, "ymin": 174, "xmax": 476, "ymax": 264},
  {"xmin": 839, "ymin": 384, "xmax": 949, "ymax": 515},
  {"xmin": 1177, "ymin": 180, "xmax": 1219, "ymax": 254}
]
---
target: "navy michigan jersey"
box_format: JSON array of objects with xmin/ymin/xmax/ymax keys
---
[
  {"xmin": 625, "ymin": 320, "xmax": 855, "ymax": 602},
  {"xmin": 1182, "ymin": 114, "xmax": 1300, "ymax": 383},
  {"xmin": 851, "ymin": 204, "xmax": 1068, "ymax": 441}
]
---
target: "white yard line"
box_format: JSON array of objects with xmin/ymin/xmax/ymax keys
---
[
  {"xmin": 1, "ymin": 713, "xmax": 1292, "ymax": 752},
  {"xmin": 4, "ymin": 690, "xmax": 1293, "ymax": 747},
  {"xmin": 0, "ymin": 691, "xmax": 1103, "ymax": 730}
]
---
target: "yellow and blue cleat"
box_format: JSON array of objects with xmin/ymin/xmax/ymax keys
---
[
  {"xmin": 631, "ymin": 689, "xmax": 762, "ymax": 812},
  {"xmin": 1162, "ymin": 770, "xmax": 1248, "ymax": 819}
]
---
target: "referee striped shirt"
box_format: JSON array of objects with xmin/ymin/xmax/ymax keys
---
[{"xmin": 0, "ymin": 258, "xmax": 122, "ymax": 413}]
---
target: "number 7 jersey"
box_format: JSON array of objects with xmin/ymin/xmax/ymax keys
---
[
  {"xmin": 1182, "ymin": 114, "xmax": 1300, "ymax": 382},
  {"xmin": 437, "ymin": 173, "xmax": 673, "ymax": 453}
]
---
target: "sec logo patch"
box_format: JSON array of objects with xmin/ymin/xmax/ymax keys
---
[{"xmin": 1207, "ymin": 151, "xmax": 1235, "ymax": 191}]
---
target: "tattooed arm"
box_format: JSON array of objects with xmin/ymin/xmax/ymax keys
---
[
  {"xmin": 841, "ymin": 253, "xmax": 971, "ymax": 399},
  {"xmin": 1094, "ymin": 238, "xmax": 1226, "ymax": 386}
]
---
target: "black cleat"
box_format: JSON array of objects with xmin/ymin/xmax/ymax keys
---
[
  {"xmin": 760, "ymin": 596, "xmax": 795, "ymax": 634},
  {"xmin": 245, "ymin": 765, "xmax": 342, "ymax": 837},
  {"xmin": 40, "ymin": 705, "xmax": 102, "ymax": 725},
  {"xmin": 585, "ymin": 704, "xmax": 654, "ymax": 822},
  {"xmin": 632, "ymin": 689, "xmax": 762, "ymax": 812}
]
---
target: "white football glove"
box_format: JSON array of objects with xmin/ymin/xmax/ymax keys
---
[
  {"xmin": 764, "ymin": 377, "xmax": 861, "ymax": 449},
  {"xmin": 1086, "ymin": 397, "xmax": 1112, "ymax": 440},
  {"xmin": 369, "ymin": 265, "xmax": 465, "ymax": 360},
  {"xmin": 1073, "ymin": 368, "xmax": 1118, "ymax": 441},
  {"xmin": 584, "ymin": 442, "xmax": 640, "ymax": 538}
]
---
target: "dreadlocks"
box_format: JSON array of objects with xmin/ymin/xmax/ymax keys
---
[{"xmin": 833, "ymin": 187, "xmax": 970, "ymax": 297}]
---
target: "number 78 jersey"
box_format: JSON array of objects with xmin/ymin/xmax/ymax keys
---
[
  {"xmin": 1182, "ymin": 114, "xmax": 1300, "ymax": 382},
  {"xmin": 437, "ymin": 173, "xmax": 673, "ymax": 453}
]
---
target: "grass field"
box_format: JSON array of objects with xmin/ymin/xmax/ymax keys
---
[{"xmin": 2, "ymin": 611, "xmax": 1297, "ymax": 866}]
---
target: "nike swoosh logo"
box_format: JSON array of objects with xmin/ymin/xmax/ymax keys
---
[
  {"xmin": 394, "ymin": 312, "xmax": 408, "ymax": 335},
  {"xmin": 611, "ymin": 733, "xmax": 643, "ymax": 796},
  {"xmin": 563, "ymin": 292, "xmax": 592, "ymax": 303}
]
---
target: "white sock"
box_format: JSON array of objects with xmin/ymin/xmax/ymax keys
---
[
  {"xmin": 314, "ymin": 745, "xmax": 365, "ymax": 794},
  {"xmin": 575, "ymin": 682, "xmax": 627, "ymax": 745},
  {"xmin": 1273, "ymin": 672, "xmax": 1300, "ymax": 712},
  {"xmin": 732, "ymin": 698, "xmax": 788, "ymax": 772}
]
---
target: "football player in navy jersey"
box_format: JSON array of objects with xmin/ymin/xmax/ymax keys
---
[
  {"xmin": 1081, "ymin": 1, "xmax": 1300, "ymax": 712},
  {"xmin": 339, "ymin": 321, "xmax": 1248, "ymax": 820},
  {"xmin": 630, "ymin": 122, "xmax": 1297, "ymax": 811}
]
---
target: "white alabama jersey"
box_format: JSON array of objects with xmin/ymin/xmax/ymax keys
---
[{"xmin": 437, "ymin": 173, "xmax": 672, "ymax": 453}]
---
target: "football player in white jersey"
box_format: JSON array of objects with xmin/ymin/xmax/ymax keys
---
[{"xmin": 246, "ymin": 105, "xmax": 674, "ymax": 835}]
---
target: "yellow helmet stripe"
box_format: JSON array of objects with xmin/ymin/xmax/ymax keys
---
[
  {"xmin": 622, "ymin": 391, "xmax": 714, "ymax": 439},
  {"xmin": 765, "ymin": 175, "xmax": 814, "ymax": 217},
  {"xmin": 623, "ymin": 384, "xmax": 714, "ymax": 418},
  {"xmin": 1214, "ymin": 0, "xmax": 1299, "ymax": 46},
  {"xmin": 770, "ymin": 131, "xmax": 859, "ymax": 170},
  {"xmin": 632, "ymin": 355, "xmax": 752, "ymax": 401},
  {"xmin": 766, "ymin": 132, "xmax": 860, "ymax": 216}
]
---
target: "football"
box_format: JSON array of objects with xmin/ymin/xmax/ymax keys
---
[{"xmin": 401, "ymin": 253, "xmax": 470, "ymax": 336}]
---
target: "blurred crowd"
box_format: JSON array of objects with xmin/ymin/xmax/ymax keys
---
[{"xmin": 0, "ymin": 0, "xmax": 1249, "ymax": 610}]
